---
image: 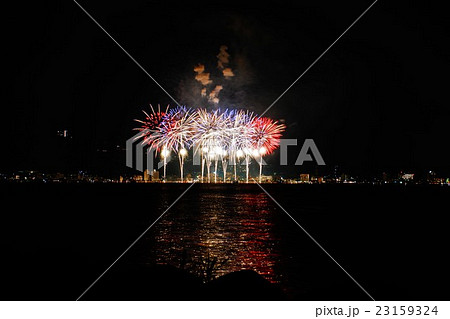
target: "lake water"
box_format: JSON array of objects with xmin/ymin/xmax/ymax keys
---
[{"xmin": 2, "ymin": 183, "xmax": 449, "ymax": 300}]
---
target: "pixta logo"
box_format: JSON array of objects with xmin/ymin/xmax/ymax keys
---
[
  {"xmin": 279, "ymin": 139, "xmax": 325, "ymax": 166},
  {"xmin": 126, "ymin": 129, "xmax": 164, "ymax": 173}
]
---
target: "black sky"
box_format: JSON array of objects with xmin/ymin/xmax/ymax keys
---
[{"xmin": 5, "ymin": 0, "xmax": 450, "ymax": 176}]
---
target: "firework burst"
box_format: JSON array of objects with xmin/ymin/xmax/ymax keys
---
[
  {"xmin": 134, "ymin": 106, "xmax": 285, "ymax": 182},
  {"xmin": 151, "ymin": 106, "xmax": 194, "ymax": 152},
  {"xmin": 248, "ymin": 117, "xmax": 286, "ymax": 182},
  {"xmin": 250, "ymin": 117, "xmax": 286, "ymax": 155},
  {"xmin": 133, "ymin": 104, "xmax": 167, "ymax": 145}
]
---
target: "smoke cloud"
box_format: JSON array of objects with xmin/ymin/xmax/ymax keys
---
[
  {"xmin": 194, "ymin": 63, "xmax": 212, "ymax": 86},
  {"xmin": 222, "ymin": 67, "xmax": 234, "ymax": 78},
  {"xmin": 217, "ymin": 45, "xmax": 230, "ymax": 69},
  {"xmin": 217, "ymin": 45, "xmax": 234, "ymax": 78},
  {"xmin": 208, "ymin": 85, "xmax": 223, "ymax": 104},
  {"xmin": 191, "ymin": 46, "xmax": 233, "ymax": 105},
  {"xmin": 178, "ymin": 44, "xmax": 251, "ymax": 108}
]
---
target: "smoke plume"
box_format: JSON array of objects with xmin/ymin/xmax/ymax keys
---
[
  {"xmin": 194, "ymin": 64, "xmax": 212, "ymax": 86},
  {"xmin": 217, "ymin": 45, "xmax": 234, "ymax": 78},
  {"xmin": 208, "ymin": 85, "xmax": 223, "ymax": 104},
  {"xmin": 181, "ymin": 45, "xmax": 241, "ymax": 106}
]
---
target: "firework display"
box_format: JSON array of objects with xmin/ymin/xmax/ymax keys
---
[{"xmin": 134, "ymin": 105, "xmax": 286, "ymax": 182}]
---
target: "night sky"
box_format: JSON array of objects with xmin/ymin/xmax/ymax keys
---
[{"xmin": 5, "ymin": 0, "xmax": 450, "ymax": 177}]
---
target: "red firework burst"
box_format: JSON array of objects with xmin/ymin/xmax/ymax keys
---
[
  {"xmin": 250, "ymin": 117, "xmax": 286, "ymax": 154},
  {"xmin": 133, "ymin": 105, "xmax": 168, "ymax": 145}
]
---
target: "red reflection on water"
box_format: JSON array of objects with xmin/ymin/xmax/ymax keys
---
[{"xmin": 144, "ymin": 191, "xmax": 282, "ymax": 284}]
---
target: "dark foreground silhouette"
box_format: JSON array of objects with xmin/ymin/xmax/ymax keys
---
[{"xmin": 83, "ymin": 265, "xmax": 287, "ymax": 300}]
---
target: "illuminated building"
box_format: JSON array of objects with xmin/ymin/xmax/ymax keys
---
[
  {"xmin": 300, "ymin": 174, "xmax": 310, "ymax": 183},
  {"xmin": 144, "ymin": 169, "xmax": 150, "ymax": 182},
  {"xmin": 151, "ymin": 169, "xmax": 160, "ymax": 182}
]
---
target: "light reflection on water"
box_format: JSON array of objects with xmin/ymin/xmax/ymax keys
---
[{"xmin": 142, "ymin": 191, "xmax": 281, "ymax": 283}]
